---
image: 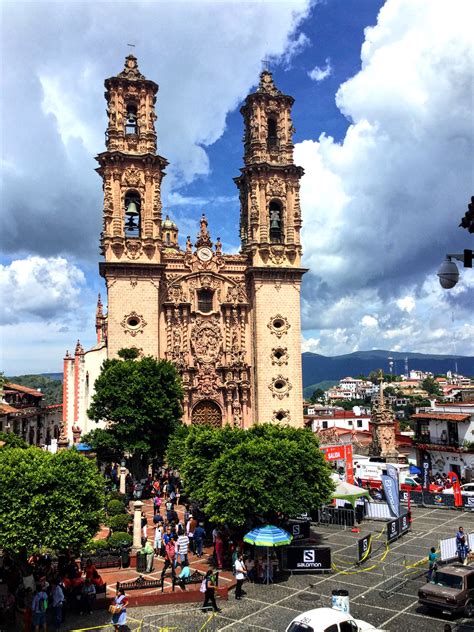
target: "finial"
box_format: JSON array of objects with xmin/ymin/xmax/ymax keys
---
[{"xmin": 195, "ymin": 213, "xmax": 213, "ymax": 248}]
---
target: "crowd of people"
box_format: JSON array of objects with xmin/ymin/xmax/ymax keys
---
[{"xmin": 0, "ymin": 551, "xmax": 106, "ymax": 631}]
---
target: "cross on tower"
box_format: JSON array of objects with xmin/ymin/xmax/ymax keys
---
[{"xmin": 261, "ymin": 58, "xmax": 271, "ymax": 71}]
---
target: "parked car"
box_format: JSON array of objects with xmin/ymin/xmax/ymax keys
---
[
  {"xmin": 285, "ymin": 607, "xmax": 386, "ymax": 632},
  {"xmin": 443, "ymin": 483, "xmax": 474, "ymax": 496},
  {"xmin": 400, "ymin": 476, "xmax": 443, "ymax": 493},
  {"xmin": 418, "ymin": 564, "xmax": 474, "ymax": 617}
]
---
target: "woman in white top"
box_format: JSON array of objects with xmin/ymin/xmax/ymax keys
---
[
  {"xmin": 154, "ymin": 524, "xmax": 163, "ymax": 556},
  {"xmin": 234, "ymin": 554, "xmax": 247, "ymax": 600}
]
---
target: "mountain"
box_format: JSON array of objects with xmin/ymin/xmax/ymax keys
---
[
  {"xmin": 302, "ymin": 350, "xmax": 474, "ymax": 389},
  {"xmin": 6, "ymin": 374, "xmax": 63, "ymax": 405}
]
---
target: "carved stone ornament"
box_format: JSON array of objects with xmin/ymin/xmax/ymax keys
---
[
  {"xmin": 190, "ymin": 316, "xmax": 222, "ymax": 364},
  {"xmin": 271, "ymin": 347, "xmax": 288, "ymax": 366},
  {"xmin": 195, "ymin": 365, "xmax": 220, "ymax": 398},
  {"xmin": 125, "ymin": 240, "xmax": 143, "ymax": 260},
  {"xmin": 117, "ymin": 55, "xmax": 146, "ymax": 81},
  {"xmin": 268, "ymin": 375, "xmax": 292, "ymax": 400},
  {"xmin": 121, "ymin": 311, "xmax": 147, "ymax": 337},
  {"xmin": 167, "ymin": 283, "xmax": 187, "ymax": 305},
  {"xmin": 225, "ymin": 283, "xmax": 247, "ymax": 304},
  {"xmin": 272, "ymin": 409, "xmax": 290, "ymax": 423},
  {"xmin": 122, "ymin": 166, "xmax": 141, "ymax": 187},
  {"xmin": 257, "ymin": 71, "xmax": 282, "ymax": 97},
  {"xmin": 267, "ymin": 314, "xmax": 290, "ymax": 338},
  {"xmin": 267, "ymin": 175, "xmax": 286, "ymax": 198},
  {"xmin": 269, "ymin": 246, "xmax": 286, "ymax": 265}
]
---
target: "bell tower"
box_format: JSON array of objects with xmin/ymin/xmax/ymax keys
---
[
  {"xmin": 235, "ymin": 71, "xmax": 306, "ymax": 427},
  {"xmin": 97, "ymin": 55, "xmax": 168, "ymax": 358}
]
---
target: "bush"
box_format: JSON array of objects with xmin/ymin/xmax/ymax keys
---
[
  {"xmin": 107, "ymin": 499, "xmax": 125, "ymax": 515},
  {"xmin": 108, "ymin": 491, "xmax": 127, "ymax": 503},
  {"xmin": 107, "ymin": 514, "xmax": 132, "ymax": 532},
  {"xmin": 107, "ymin": 531, "xmax": 132, "ymax": 549},
  {"xmin": 83, "ymin": 538, "xmax": 111, "ymax": 554}
]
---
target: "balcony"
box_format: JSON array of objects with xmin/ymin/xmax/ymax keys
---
[{"xmin": 413, "ymin": 435, "xmax": 474, "ymax": 453}]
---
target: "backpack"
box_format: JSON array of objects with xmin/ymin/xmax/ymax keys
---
[
  {"xmin": 38, "ymin": 593, "xmax": 48, "ymax": 612},
  {"xmin": 200, "ymin": 578, "xmax": 207, "ymax": 593}
]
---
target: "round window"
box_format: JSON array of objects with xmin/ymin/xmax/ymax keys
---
[
  {"xmin": 275, "ymin": 411, "xmax": 285, "ymax": 421},
  {"xmin": 273, "ymin": 319, "xmax": 284, "ymax": 329},
  {"xmin": 274, "ymin": 380, "xmax": 286, "ymax": 391},
  {"xmin": 127, "ymin": 317, "xmax": 140, "ymax": 328}
]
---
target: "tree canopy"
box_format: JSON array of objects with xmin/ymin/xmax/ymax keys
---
[
  {"xmin": 87, "ymin": 350, "xmax": 183, "ymax": 462},
  {"xmin": 176, "ymin": 424, "xmax": 334, "ymax": 527},
  {"xmin": 421, "ymin": 376, "xmax": 442, "ymax": 396},
  {"xmin": 0, "ymin": 447, "xmax": 105, "ymax": 552},
  {"xmin": 0, "ymin": 431, "xmax": 29, "ymax": 449}
]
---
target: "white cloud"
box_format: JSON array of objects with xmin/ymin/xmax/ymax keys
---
[
  {"xmin": 308, "ymin": 57, "xmax": 332, "ymax": 82},
  {"xmin": 298, "ymin": 0, "xmax": 474, "ymax": 356},
  {"xmin": 0, "ymin": 257, "xmax": 86, "ymax": 324},
  {"xmin": 396, "ymin": 296, "xmax": 415, "ymax": 313},
  {"xmin": 361, "ymin": 315, "xmax": 378, "ymax": 328}
]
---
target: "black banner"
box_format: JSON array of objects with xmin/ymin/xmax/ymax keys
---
[
  {"xmin": 387, "ymin": 512, "xmax": 410, "ymax": 542},
  {"xmin": 422, "ymin": 459, "xmax": 430, "ymax": 491},
  {"xmin": 357, "ymin": 534, "xmax": 372, "ymax": 563},
  {"xmin": 286, "ymin": 520, "xmax": 311, "ymax": 541},
  {"xmin": 282, "ymin": 546, "xmax": 331, "ymax": 572}
]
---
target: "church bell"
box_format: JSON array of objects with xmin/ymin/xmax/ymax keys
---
[{"xmin": 125, "ymin": 200, "xmax": 139, "ymax": 230}]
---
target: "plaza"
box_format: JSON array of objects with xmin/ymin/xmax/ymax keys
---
[{"xmin": 60, "ymin": 505, "xmax": 474, "ymax": 631}]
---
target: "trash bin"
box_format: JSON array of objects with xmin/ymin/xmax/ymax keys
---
[
  {"xmin": 136, "ymin": 551, "xmax": 146, "ymax": 572},
  {"xmin": 121, "ymin": 548, "xmax": 130, "ymax": 569},
  {"xmin": 331, "ymin": 589, "xmax": 350, "ymax": 613}
]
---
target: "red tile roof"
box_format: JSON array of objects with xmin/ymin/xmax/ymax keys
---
[
  {"xmin": 4, "ymin": 382, "xmax": 43, "ymax": 397},
  {"xmin": 411, "ymin": 412, "xmax": 470, "ymax": 422},
  {"xmin": 0, "ymin": 403, "xmax": 19, "ymax": 414}
]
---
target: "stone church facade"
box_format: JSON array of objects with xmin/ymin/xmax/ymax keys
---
[{"xmin": 63, "ymin": 56, "xmax": 306, "ymax": 441}]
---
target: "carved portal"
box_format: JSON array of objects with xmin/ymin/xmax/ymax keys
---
[
  {"xmin": 190, "ymin": 317, "xmax": 222, "ymax": 364},
  {"xmin": 192, "ymin": 400, "xmax": 222, "ymax": 427}
]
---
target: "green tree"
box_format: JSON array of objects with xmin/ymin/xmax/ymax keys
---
[
  {"xmin": 421, "ymin": 376, "xmax": 442, "ymax": 396},
  {"xmin": 165, "ymin": 424, "xmax": 190, "ymax": 470},
  {"xmin": 81, "ymin": 428, "xmax": 122, "ymax": 463},
  {"xmin": 6, "ymin": 374, "xmax": 63, "ymax": 405},
  {"xmin": 0, "ymin": 431, "xmax": 29, "ymax": 449},
  {"xmin": 0, "ymin": 447, "xmax": 105, "ymax": 552},
  {"xmin": 180, "ymin": 424, "xmax": 334, "ymax": 526},
  {"xmin": 87, "ymin": 350, "xmax": 183, "ymax": 465},
  {"xmin": 309, "ymin": 388, "xmax": 325, "ymax": 403}
]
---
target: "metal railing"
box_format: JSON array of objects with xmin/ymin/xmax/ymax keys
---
[
  {"xmin": 379, "ymin": 554, "xmax": 408, "ymax": 597},
  {"xmin": 313, "ymin": 505, "xmax": 356, "ymax": 529}
]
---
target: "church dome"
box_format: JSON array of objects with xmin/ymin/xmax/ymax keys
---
[{"xmin": 162, "ymin": 215, "xmax": 177, "ymax": 230}]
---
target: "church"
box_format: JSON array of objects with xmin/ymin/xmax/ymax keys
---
[{"xmin": 62, "ymin": 55, "xmax": 306, "ymax": 442}]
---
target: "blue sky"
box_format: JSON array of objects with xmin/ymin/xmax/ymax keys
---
[{"xmin": 1, "ymin": 0, "xmax": 473, "ymax": 374}]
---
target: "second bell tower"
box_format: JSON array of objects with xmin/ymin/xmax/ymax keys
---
[{"xmin": 235, "ymin": 70, "xmax": 306, "ymax": 427}]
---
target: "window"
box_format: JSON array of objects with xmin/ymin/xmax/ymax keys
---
[
  {"xmin": 339, "ymin": 622, "xmax": 359, "ymax": 632},
  {"xmin": 323, "ymin": 625, "xmax": 338, "ymax": 632},
  {"xmin": 269, "ymin": 200, "xmax": 283, "ymax": 243},
  {"xmin": 267, "ymin": 118, "xmax": 278, "ymax": 148},
  {"xmin": 197, "ymin": 289, "xmax": 213, "ymax": 313},
  {"xmin": 322, "ymin": 421, "xmax": 328, "ymax": 429},
  {"xmin": 357, "ymin": 420, "xmax": 363, "ymax": 428}
]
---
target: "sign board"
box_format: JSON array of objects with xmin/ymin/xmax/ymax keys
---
[
  {"xmin": 321, "ymin": 444, "xmax": 354, "ymax": 484},
  {"xmin": 282, "ymin": 546, "xmax": 331, "ymax": 572},
  {"xmin": 386, "ymin": 512, "xmax": 410, "ymax": 542},
  {"xmin": 357, "ymin": 534, "xmax": 372, "ymax": 563},
  {"xmin": 286, "ymin": 520, "xmax": 311, "ymax": 541},
  {"xmin": 422, "ymin": 459, "xmax": 430, "ymax": 491}
]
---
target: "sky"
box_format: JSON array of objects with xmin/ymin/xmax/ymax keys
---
[{"xmin": 0, "ymin": 0, "xmax": 473, "ymax": 375}]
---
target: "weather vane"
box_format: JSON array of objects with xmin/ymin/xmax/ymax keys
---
[{"xmin": 127, "ymin": 43, "xmax": 136, "ymax": 49}]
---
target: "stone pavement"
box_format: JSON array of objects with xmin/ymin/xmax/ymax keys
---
[{"xmin": 65, "ymin": 505, "xmax": 474, "ymax": 631}]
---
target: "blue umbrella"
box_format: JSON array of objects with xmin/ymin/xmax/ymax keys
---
[{"xmin": 244, "ymin": 525, "xmax": 292, "ymax": 584}]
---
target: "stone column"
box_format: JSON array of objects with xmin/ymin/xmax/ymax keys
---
[
  {"xmin": 132, "ymin": 500, "xmax": 143, "ymax": 551},
  {"xmin": 119, "ymin": 466, "xmax": 127, "ymax": 495}
]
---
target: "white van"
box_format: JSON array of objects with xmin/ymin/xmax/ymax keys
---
[{"xmin": 285, "ymin": 608, "xmax": 386, "ymax": 632}]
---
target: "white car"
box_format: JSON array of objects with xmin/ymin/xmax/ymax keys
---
[
  {"xmin": 442, "ymin": 483, "xmax": 474, "ymax": 496},
  {"xmin": 285, "ymin": 607, "xmax": 386, "ymax": 632}
]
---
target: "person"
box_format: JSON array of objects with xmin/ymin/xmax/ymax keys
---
[
  {"xmin": 50, "ymin": 578, "xmax": 65, "ymax": 631},
  {"xmin": 110, "ymin": 587, "xmax": 128, "ymax": 631},
  {"xmin": 31, "ymin": 584, "xmax": 48, "ymax": 632},
  {"xmin": 201, "ymin": 570, "xmax": 221, "ymax": 613},
  {"xmin": 215, "ymin": 533, "xmax": 224, "ymax": 570},
  {"xmin": 175, "ymin": 561, "xmax": 191, "ymax": 591},
  {"xmin": 246, "ymin": 557, "xmax": 256, "ymax": 583},
  {"xmin": 456, "ymin": 526, "xmax": 469, "ymax": 564},
  {"xmin": 176, "ymin": 530, "xmax": 190, "ymax": 567},
  {"xmin": 141, "ymin": 511, "xmax": 148, "ymax": 540},
  {"xmin": 84, "ymin": 559, "xmax": 98, "ymax": 582},
  {"xmin": 194, "ymin": 523, "xmax": 206, "ymax": 558},
  {"xmin": 161, "ymin": 539, "xmax": 176, "ymax": 580},
  {"xmin": 80, "ymin": 579, "xmax": 96, "ymax": 614},
  {"xmin": 234, "ymin": 554, "xmax": 247, "ymax": 600},
  {"xmin": 153, "ymin": 494, "xmax": 162, "ymax": 516},
  {"xmin": 427, "ymin": 547, "xmax": 438, "ymax": 582},
  {"xmin": 154, "ymin": 523, "xmax": 164, "ymax": 556},
  {"xmin": 140, "ymin": 538, "xmax": 155, "ymax": 573}
]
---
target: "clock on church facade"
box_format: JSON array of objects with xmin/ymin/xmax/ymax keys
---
[{"xmin": 62, "ymin": 55, "xmax": 306, "ymax": 441}]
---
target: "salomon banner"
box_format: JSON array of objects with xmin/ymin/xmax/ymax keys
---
[
  {"xmin": 357, "ymin": 534, "xmax": 372, "ymax": 563},
  {"xmin": 381, "ymin": 474, "xmax": 399, "ymax": 518},
  {"xmin": 386, "ymin": 464, "xmax": 400, "ymax": 517},
  {"xmin": 422, "ymin": 459, "xmax": 430, "ymax": 491},
  {"xmin": 281, "ymin": 546, "xmax": 332, "ymax": 572}
]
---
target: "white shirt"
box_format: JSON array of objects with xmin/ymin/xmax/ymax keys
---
[{"xmin": 234, "ymin": 559, "xmax": 246, "ymax": 580}]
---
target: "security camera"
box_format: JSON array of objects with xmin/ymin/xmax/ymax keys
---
[{"xmin": 437, "ymin": 258, "xmax": 459, "ymax": 289}]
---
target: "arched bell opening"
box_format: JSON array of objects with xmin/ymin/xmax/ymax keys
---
[
  {"xmin": 267, "ymin": 117, "xmax": 278, "ymax": 149},
  {"xmin": 125, "ymin": 103, "xmax": 138, "ymax": 135},
  {"xmin": 269, "ymin": 199, "xmax": 283, "ymax": 243},
  {"xmin": 124, "ymin": 190, "xmax": 141, "ymax": 238}
]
